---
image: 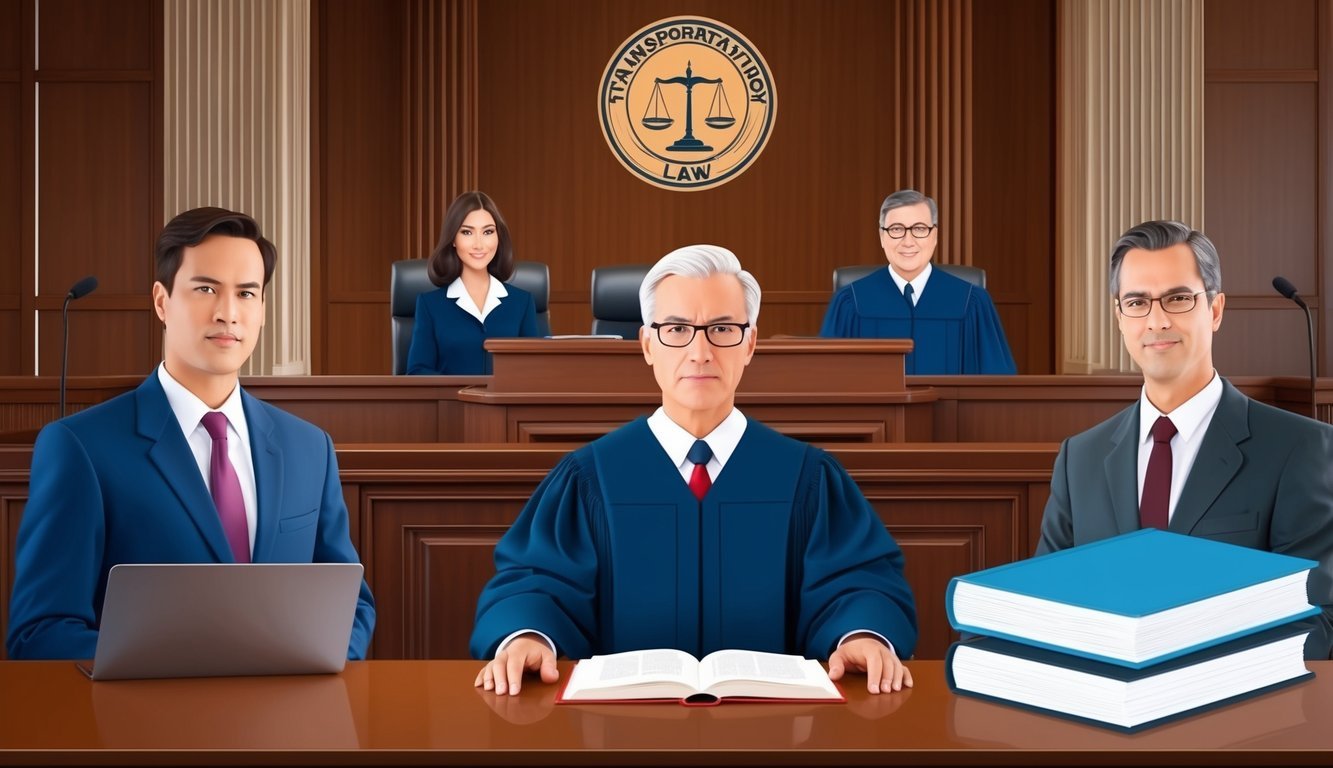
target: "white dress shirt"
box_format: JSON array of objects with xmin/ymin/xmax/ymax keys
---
[
  {"xmin": 886, "ymin": 262, "xmax": 933, "ymax": 306},
  {"xmin": 646, "ymin": 406, "xmax": 746, "ymax": 485},
  {"xmin": 445, "ymin": 275, "xmax": 508, "ymax": 322},
  {"xmin": 156, "ymin": 363, "xmax": 258, "ymax": 556},
  {"xmin": 1136, "ymin": 372, "xmax": 1224, "ymax": 523}
]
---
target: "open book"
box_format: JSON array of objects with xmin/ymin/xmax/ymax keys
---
[{"xmin": 556, "ymin": 648, "xmax": 844, "ymax": 705}]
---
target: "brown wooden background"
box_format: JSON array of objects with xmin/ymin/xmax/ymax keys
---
[
  {"xmin": 314, "ymin": 0, "xmax": 1057, "ymax": 374},
  {"xmin": 0, "ymin": 0, "xmax": 163, "ymax": 378},
  {"xmin": 1204, "ymin": 0, "xmax": 1333, "ymax": 377},
  {"xmin": 3, "ymin": 1, "xmax": 1329, "ymax": 378}
]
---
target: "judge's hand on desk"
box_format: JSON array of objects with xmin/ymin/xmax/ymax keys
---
[
  {"xmin": 827, "ymin": 634, "xmax": 913, "ymax": 694},
  {"xmin": 475, "ymin": 634, "xmax": 558, "ymax": 696}
]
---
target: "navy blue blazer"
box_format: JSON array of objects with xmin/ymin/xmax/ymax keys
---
[
  {"xmin": 406, "ymin": 285, "xmax": 541, "ymax": 375},
  {"xmin": 6, "ymin": 374, "xmax": 376, "ymax": 660}
]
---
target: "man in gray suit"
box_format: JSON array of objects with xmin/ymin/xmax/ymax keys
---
[{"xmin": 1037, "ymin": 220, "xmax": 1333, "ymax": 659}]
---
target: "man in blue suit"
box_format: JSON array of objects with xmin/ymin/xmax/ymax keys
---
[
  {"xmin": 7, "ymin": 207, "xmax": 375, "ymax": 660},
  {"xmin": 472, "ymin": 245, "xmax": 917, "ymax": 696},
  {"xmin": 1037, "ymin": 220, "xmax": 1333, "ymax": 659}
]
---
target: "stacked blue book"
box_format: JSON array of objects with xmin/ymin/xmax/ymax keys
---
[{"xmin": 945, "ymin": 529, "xmax": 1317, "ymax": 732}]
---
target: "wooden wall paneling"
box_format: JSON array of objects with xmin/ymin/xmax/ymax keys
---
[
  {"xmin": 1205, "ymin": 0, "xmax": 1324, "ymax": 375},
  {"xmin": 0, "ymin": 79, "xmax": 19, "ymax": 376},
  {"xmin": 32, "ymin": 0, "xmax": 161, "ymax": 377},
  {"xmin": 1204, "ymin": 0, "xmax": 1318, "ymax": 71},
  {"xmin": 8, "ymin": 0, "xmax": 34, "ymax": 377},
  {"xmin": 34, "ymin": 80, "xmax": 156, "ymax": 376},
  {"xmin": 0, "ymin": 0, "xmax": 18, "ymax": 374},
  {"xmin": 35, "ymin": 0, "xmax": 154, "ymax": 71},
  {"xmin": 316, "ymin": 0, "xmax": 406, "ymax": 374},
  {"xmin": 971, "ymin": 0, "xmax": 1055, "ymax": 373}
]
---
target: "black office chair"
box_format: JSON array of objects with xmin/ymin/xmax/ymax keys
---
[
  {"xmin": 390, "ymin": 259, "xmax": 551, "ymax": 375},
  {"xmin": 832, "ymin": 263, "xmax": 986, "ymax": 293},
  {"xmin": 590, "ymin": 264, "xmax": 651, "ymax": 339}
]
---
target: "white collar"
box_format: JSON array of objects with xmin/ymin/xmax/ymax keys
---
[
  {"xmin": 887, "ymin": 262, "xmax": 933, "ymax": 300},
  {"xmin": 646, "ymin": 407, "xmax": 748, "ymax": 470},
  {"xmin": 445, "ymin": 274, "xmax": 508, "ymax": 321},
  {"xmin": 156, "ymin": 362, "xmax": 249, "ymax": 441},
  {"xmin": 1138, "ymin": 372, "xmax": 1223, "ymax": 446}
]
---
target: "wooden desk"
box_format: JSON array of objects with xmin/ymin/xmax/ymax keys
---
[{"xmin": 1, "ymin": 660, "xmax": 1329, "ymax": 765}]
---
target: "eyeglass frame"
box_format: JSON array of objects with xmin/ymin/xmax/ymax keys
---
[
  {"xmin": 879, "ymin": 223, "xmax": 936, "ymax": 239},
  {"xmin": 1114, "ymin": 290, "xmax": 1209, "ymax": 318},
  {"xmin": 648, "ymin": 321, "xmax": 751, "ymax": 348}
]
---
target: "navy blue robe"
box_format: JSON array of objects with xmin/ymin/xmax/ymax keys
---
[
  {"xmin": 406, "ymin": 285, "xmax": 541, "ymax": 375},
  {"xmin": 470, "ymin": 418, "xmax": 918, "ymax": 660},
  {"xmin": 820, "ymin": 267, "xmax": 1017, "ymax": 375}
]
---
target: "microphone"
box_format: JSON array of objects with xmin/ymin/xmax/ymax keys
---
[
  {"xmin": 1272, "ymin": 276, "xmax": 1316, "ymax": 419},
  {"xmin": 61, "ymin": 276, "xmax": 98, "ymax": 419}
]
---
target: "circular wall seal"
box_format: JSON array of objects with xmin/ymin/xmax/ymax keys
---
[{"xmin": 598, "ymin": 17, "xmax": 777, "ymax": 191}]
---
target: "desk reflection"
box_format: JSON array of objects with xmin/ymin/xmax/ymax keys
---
[
  {"xmin": 93, "ymin": 671, "xmax": 360, "ymax": 749},
  {"xmin": 475, "ymin": 676, "xmax": 912, "ymax": 750}
]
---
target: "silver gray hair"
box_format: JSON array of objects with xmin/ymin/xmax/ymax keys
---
[
  {"xmin": 879, "ymin": 189, "xmax": 938, "ymax": 227},
  {"xmin": 639, "ymin": 244, "xmax": 762, "ymax": 329}
]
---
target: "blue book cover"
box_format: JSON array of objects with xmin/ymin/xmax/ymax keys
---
[
  {"xmin": 946, "ymin": 529, "xmax": 1318, "ymax": 668},
  {"xmin": 945, "ymin": 622, "xmax": 1314, "ymax": 733}
]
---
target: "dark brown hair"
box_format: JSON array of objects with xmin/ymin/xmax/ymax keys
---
[
  {"xmin": 427, "ymin": 191, "xmax": 514, "ymax": 286},
  {"xmin": 155, "ymin": 207, "xmax": 277, "ymax": 294}
]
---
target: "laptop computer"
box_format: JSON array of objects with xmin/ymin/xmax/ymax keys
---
[{"xmin": 85, "ymin": 562, "xmax": 364, "ymax": 681}]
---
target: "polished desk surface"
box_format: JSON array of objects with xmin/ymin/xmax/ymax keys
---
[{"xmin": 2, "ymin": 661, "xmax": 1330, "ymax": 766}]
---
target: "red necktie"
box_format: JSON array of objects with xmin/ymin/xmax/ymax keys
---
[
  {"xmin": 687, "ymin": 439, "xmax": 712, "ymax": 501},
  {"xmin": 201, "ymin": 411, "xmax": 251, "ymax": 563},
  {"xmin": 1140, "ymin": 416, "xmax": 1177, "ymax": 530}
]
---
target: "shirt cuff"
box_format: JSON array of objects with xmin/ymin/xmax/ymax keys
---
[
  {"xmin": 497, "ymin": 629, "xmax": 557, "ymax": 657},
  {"xmin": 837, "ymin": 629, "xmax": 894, "ymax": 657}
]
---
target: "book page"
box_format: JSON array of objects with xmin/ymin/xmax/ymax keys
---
[
  {"xmin": 697, "ymin": 650, "xmax": 839, "ymax": 699},
  {"xmin": 562, "ymin": 648, "xmax": 700, "ymax": 699}
]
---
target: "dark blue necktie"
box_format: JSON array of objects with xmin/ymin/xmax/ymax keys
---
[
  {"xmin": 687, "ymin": 440, "xmax": 713, "ymax": 500},
  {"xmin": 904, "ymin": 283, "xmax": 915, "ymax": 306}
]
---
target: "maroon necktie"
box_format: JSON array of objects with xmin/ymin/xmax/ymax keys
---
[
  {"xmin": 1140, "ymin": 416, "xmax": 1178, "ymax": 530},
  {"xmin": 687, "ymin": 439, "xmax": 712, "ymax": 501},
  {"xmin": 201, "ymin": 411, "xmax": 251, "ymax": 563}
]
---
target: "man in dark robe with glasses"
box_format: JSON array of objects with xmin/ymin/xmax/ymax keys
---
[
  {"xmin": 471, "ymin": 245, "xmax": 918, "ymax": 695},
  {"xmin": 820, "ymin": 188, "xmax": 1016, "ymax": 374}
]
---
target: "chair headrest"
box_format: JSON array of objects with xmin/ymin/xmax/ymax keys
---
[
  {"xmin": 507, "ymin": 261, "xmax": 549, "ymax": 313},
  {"xmin": 591, "ymin": 265, "xmax": 651, "ymax": 321},
  {"xmin": 391, "ymin": 260, "xmax": 435, "ymax": 317}
]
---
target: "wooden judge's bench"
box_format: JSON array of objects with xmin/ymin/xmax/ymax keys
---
[{"xmin": 1, "ymin": 340, "xmax": 1330, "ymax": 662}]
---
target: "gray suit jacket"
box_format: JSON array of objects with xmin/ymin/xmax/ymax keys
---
[{"xmin": 1037, "ymin": 378, "xmax": 1333, "ymax": 659}]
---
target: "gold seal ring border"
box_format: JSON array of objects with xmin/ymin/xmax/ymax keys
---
[{"xmin": 598, "ymin": 16, "xmax": 777, "ymax": 191}]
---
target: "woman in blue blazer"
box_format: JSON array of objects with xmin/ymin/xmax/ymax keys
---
[{"xmin": 407, "ymin": 191, "xmax": 542, "ymax": 374}]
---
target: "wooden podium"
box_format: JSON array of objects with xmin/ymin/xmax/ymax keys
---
[{"xmin": 458, "ymin": 338, "xmax": 939, "ymax": 442}]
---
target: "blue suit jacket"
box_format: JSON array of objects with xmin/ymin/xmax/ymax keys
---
[
  {"xmin": 1037, "ymin": 378, "xmax": 1333, "ymax": 659},
  {"xmin": 6, "ymin": 374, "xmax": 376, "ymax": 660},
  {"xmin": 406, "ymin": 285, "xmax": 541, "ymax": 375}
]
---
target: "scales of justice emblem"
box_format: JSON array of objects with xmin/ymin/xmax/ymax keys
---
[{"xmin": 599, "ymin": 17, "xmax": 776, "ymax": 191}]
